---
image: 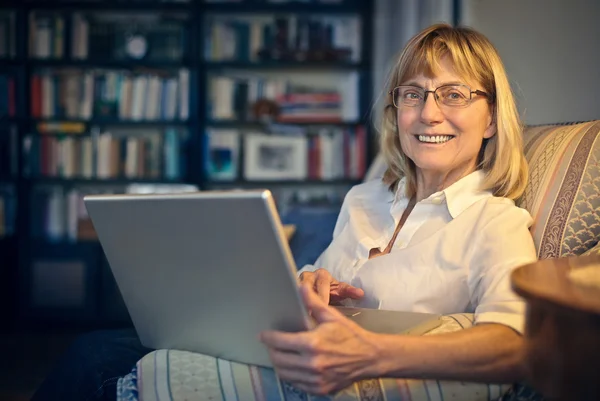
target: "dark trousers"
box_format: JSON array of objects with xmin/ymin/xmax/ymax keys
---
[{"xmin": 31, "ymin": 328, "xmax": 152, "ymax": 401}]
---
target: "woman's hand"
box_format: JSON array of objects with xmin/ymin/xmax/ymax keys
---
[
  {"xmin": 260, "ymin": 284, "xmax": 382, "ymax": 395},
  {"xmin": 299, "ymin": 268, "xmax": 364, "ymax": 304}
]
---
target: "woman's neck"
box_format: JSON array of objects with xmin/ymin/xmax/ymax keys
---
[{"xmin": 414, "ymin": 166, "xmax": 477, "ymax": 202}]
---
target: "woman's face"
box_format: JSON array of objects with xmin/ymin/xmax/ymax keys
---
[{"xmin": 396, "ymin": 57, "xmax": 495, "ymax": 181}]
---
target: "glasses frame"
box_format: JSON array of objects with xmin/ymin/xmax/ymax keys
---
[{"xmin": 388, "ymin": 84, "xmax": 491, "ymax": 109}]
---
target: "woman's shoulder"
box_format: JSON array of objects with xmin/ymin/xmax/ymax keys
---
[
  {"xmin": 474, "ymin": 196, "xmax": 533, "ymax": 228},
  {"xmin": 345, "ymin": 179, "xmax": 393, "ymax": 204}
]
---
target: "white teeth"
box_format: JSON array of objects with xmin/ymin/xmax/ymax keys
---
[{"xmin": 417, "ymin": 135, "xmax": 453, "ymax": 143}]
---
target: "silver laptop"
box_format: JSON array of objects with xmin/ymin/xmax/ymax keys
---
[{"xmin": 84, "ymin": 190, "xmax": 441, "ymax": 368}]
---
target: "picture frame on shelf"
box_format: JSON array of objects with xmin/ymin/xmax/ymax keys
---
[{"xmin": 244, "ymin": 133, "xmax": 307, "ymax": 180}]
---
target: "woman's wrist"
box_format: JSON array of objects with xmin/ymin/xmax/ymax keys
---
[{"xmin": 367, "ymin": 333, "xmax": 420, "ymax": 379}]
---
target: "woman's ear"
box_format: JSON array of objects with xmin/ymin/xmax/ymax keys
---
[{"xmin": 483, "ymin": 111, "xmax": 496, "ymax": 139}]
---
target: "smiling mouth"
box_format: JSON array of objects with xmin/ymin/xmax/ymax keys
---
[{"xmin": 415, "ymin": 135, "xmax": 455, "ymax": 144}]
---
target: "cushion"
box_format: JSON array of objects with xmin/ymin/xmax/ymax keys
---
[
  {"xmin": 118, "ymin": 313, "xmax": 513, "ymax": 401},
  {"xmin": 281, "ymin": 204, "xmax": 341, "ymax": 269},
  {"xmin": 518, "ymin": 121, "xmax": 600, "ymax": 258}
]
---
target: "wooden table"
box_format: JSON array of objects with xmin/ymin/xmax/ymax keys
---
[{"xmin": 511, "ymin": 253, "xmax": 600, "ymax": 401}]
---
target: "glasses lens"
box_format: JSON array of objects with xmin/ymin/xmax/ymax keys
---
[
  {"xmin": 395, "ymin": 86, "xmax": 423, "ymax": 108},
  {"xmin": 437, "ymin": 85, "xmax": 471, "ymax": 107}
]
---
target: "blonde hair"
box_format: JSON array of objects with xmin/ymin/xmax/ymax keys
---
[{"xmin": 380, "ymin": 23, "xmax": 528, "ymax": 200}]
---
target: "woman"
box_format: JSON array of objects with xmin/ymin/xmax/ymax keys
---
[
  {"xmin": 259, "ymin": 23, "xmax": 536, "ymax": 395},
  {"xmin": 32, "ymin": 24, "xmax": 537, "ymax": 401}
]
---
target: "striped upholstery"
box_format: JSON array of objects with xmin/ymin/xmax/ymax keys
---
[
  {"xmin": 519, "ymin": 120, "xmax": 600, "ymax": 258},
  {"xmin": 119, "ymin": 314, "xmax": 513, "ymax": 401}
]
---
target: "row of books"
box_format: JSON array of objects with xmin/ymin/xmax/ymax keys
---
[
  {"xmin": 209, "ymin": 72, "xmax": 359, "ymax": 122},
  {"xmin": 204, "ymin": 125, "xmax": 366, "ymax": 181},
  {"xmin": 32, "ymin": 187, "xmax": 98, "ymax": 242},
  {"xmin": 0, "ymin": 189, "xmax": 16, "ymax": 237},
  {"xmin": 206, "ymin": 15, "xmax": 361, "ymax": 62},
  {"xmin": 71, "ymin": 12, "xmax": 187, "ymax": 61},
  {"xmin": 0, "ymin": 75, "xmax": 17, "ymax": 118},
  {"xmin": 29, "ymin": 179, "xmax": 348, "ymax": 243},
  {"xmin": 23, "ymin": 128, "xmax": 186, "ymax": 180},
  {"xmin": 29, "ymin": 12, "xmax": 65, "ymax": 59},
  {"xmin": 0, "ymin": 12, "xmax": 16, "ymax": 59},
  {"xmin": 31, "ymin": 182, "xmax": 198, "ymax": 242},
  {"xmin": 30, "ymin": 68, "xmax": 190, "ymax": 121}
]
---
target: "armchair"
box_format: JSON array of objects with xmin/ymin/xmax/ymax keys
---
[{"xmin": 118, "ymin": 120, "xmax": 600, "ymax": 401}]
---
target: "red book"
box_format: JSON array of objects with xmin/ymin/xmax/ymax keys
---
[
  {"xmin": 31, "ymin": 74, "xmax": 42, "ymax": 118},
  {"xmin": 8, "ymin": 77, "xmax": 16, "ymax": 117}
]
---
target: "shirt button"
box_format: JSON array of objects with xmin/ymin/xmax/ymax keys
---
[{"xmin": 431, "ymin": 196, "xmax": 444, "ymax": 205}]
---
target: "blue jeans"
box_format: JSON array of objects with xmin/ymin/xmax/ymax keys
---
[{"xmin": 31, "ymin": 329, "xmax": 152, "ymax": 401}]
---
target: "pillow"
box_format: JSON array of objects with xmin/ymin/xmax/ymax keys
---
[{"xmin": 281, "ymin": 204, "xmax": 341, "ymax": 269}]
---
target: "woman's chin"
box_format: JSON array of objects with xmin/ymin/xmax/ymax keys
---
[{"xmin": 412, "ymin": 160, "xmax": 452, "ymax": 173}]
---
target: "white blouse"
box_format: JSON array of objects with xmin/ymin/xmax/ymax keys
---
[{"xmin": 298, "ymin": 170, "xmax": 537, "ymax": 333}]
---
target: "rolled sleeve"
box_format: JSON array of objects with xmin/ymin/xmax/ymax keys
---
[{"xmin": 468, "ymin": 202, "xmax": 537, "ymax": 334}]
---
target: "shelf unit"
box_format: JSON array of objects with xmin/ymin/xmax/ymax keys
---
[{"xmin": 0, "ymin": 0, "xmax": 374, "ymax": 328}]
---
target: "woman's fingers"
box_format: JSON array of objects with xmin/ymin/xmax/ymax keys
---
[
  {"xmin": 260, "ymin": 329, "xmax": 316, "ymax": 353},
  {"xmin": 330, "ymin": 282, "xmax": 365, "ymax": 300},
  {"xmin": 314, "ymin": 270, "xmax": 333, "ymax": 304},
  {"xmin": 299, "ymin": 269, "xmax": 364, "ymax": 305},
  {"xmin": 268, "ymin": 348, "xmax": 311, "ymax": 370},
  {"xmin": 300, "ymin": 269, "xmax": 335, "ymax": 304},
  {"xmin": 298, "ymin": 271, "xmax": 316, "ymax": 288},
  {"xmin": 268, "ymin": 348, "xmax": 340, "ymax": 396}
]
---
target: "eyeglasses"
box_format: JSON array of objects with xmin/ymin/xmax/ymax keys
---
[{"xmin": 388, "ymin": 84, "xmax": 491, "ymax": 109}]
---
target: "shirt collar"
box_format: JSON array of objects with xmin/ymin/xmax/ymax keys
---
[{"xmin": 391, "ymin": 170, "xmax": 491, "ymax": 219}]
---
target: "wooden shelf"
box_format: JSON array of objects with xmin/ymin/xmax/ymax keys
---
[
  {"xmin": 204, "ymin": 179, "xmax": 361, "ymax": 187},
  {"xmin": 0, "ymin": 59, "xmax": 23, "ymax": 67},
  {"xmin": 27, "ymin": 177, "xmax": 189, "ymax": 186},
  {"xmin": 0, "ymin": 175, "xmax": 17, "ymax": 183},
  {"xmin": 205, "ymin": 60, "xmax": 365, "ymax": 70},
  {"xmin": 29, "ymin": 238, "xmax": 100, "ymax": 247},
  {"xmin": 207, "ymin": 119, "xmax": 364, "ymax": 127},
  {"xmin": 22, "ymin": 1, "xmax": 190, "ymax": 11},
  {"xmin": 29, "ymin": 58, "xmax": 190, "ymax": 69},
  {"xmin": 30, "ymin": 118, "xmax": 190, "ymax": 127},
  {"xmin": 204, "ymin": 2, "xmax": 365, "ymax": 14}
]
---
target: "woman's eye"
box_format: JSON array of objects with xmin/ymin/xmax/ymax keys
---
[
  {"xmin": 404, "ymin": 92, "xmax": 421, "ymax": 100},
  {"xmin": 446, "ymin": 91, "xmax": 464, "ymax": 99}
]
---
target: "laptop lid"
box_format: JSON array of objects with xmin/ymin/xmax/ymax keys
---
[
  {"xmin": 84, "ymin": 190, "xmax": 440, "ymax": 367},
  {"xmin": 85, "ymin": 190, "xmax": 312, "ymax": 367}
]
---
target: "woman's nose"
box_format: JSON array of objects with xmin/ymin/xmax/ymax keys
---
[{"xmin": 420, "ymin": 93, "xmax": 444, "ymax": 124}]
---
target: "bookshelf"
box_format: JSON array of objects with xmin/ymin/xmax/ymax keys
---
[{"xmin": 1, "ymin": 0, "xmax": 374, "ymax": 328}]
